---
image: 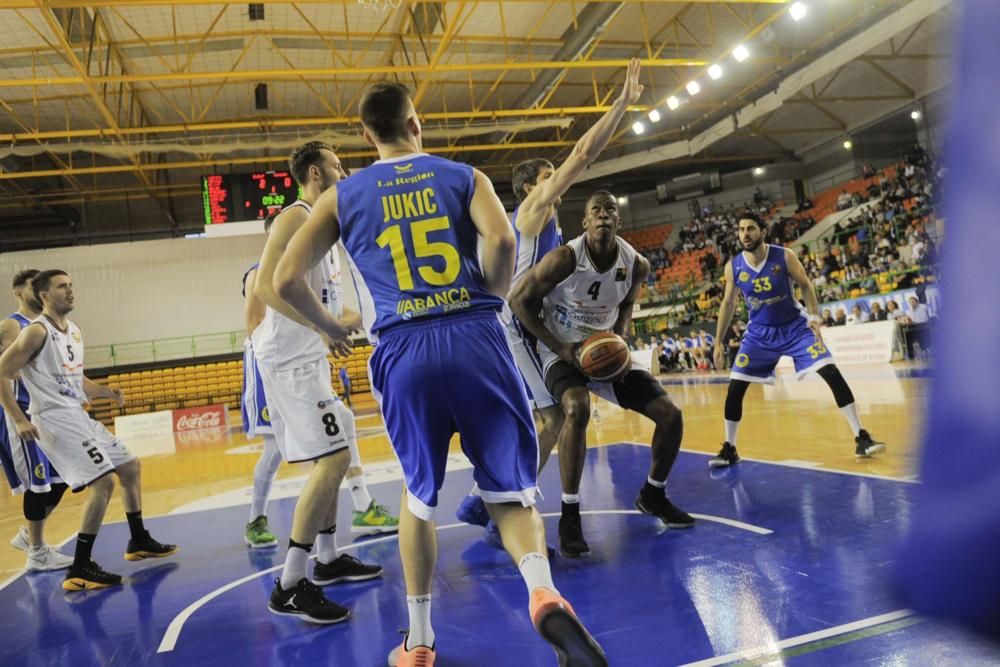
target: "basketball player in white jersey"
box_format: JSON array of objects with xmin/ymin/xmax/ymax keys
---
[
  {"xmin": 510, "ymin": 191, "xmax": 693, "ymax": 559},
  {"xmin": 0, "ymin": 269, "xmax": 72, "ymax": 571},
  {"xmin": 457, "ymin": 60, "xmax": 646, "ymax": 546},
  {"xmin": 252, "ymin": 141, "xmax": 383, "ymax": 624},
  {"xmin": 241, "ymin": 213, "xmax": 398, "ymax": 549},
  {"xmin": 0, "ymin": 270, "xmax": 177, "ymax": 590}
]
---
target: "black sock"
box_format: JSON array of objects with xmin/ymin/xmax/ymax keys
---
[
  {"xmin": 73, "ymin": 533, "xmax": 96, "ymax": 568},
  {"xmin": 317, "ymin": 525, "xmax": 336, "ymax": 535},
  {"xmin": 561, "ymin": 501, "xmax": 580, "ymax": 517},
  {"xmin": 642, "ymin": 481, "xmax": 664, "ymax": 498},
  {"xmin": 126, "ymin": 511, "xmax": 146, "ymax": 541},
  {"xmin": 288, "ymin": 538, "xmax": 313, "ymax": 552}
]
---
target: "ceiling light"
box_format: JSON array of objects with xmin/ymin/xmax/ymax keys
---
[
  {"xmin": 789, "ymin": 2, "xmax": 807, "ymax": 21},
  {"xmin": 686, "ymin": 80, "xmax": 701, "ymax": 96},
  {"xmin": 910, "ymin": 109, "xmax": 922, "ymax": 120},
  {"xmin": 708, "ymin": 64, "xmax": 723, "ymax": 80},
  {"xmin": 648, "ymin": 109, "xmax": 661, "ymax": 123},
  {"xmin": 617, "ymin": 196, "xmax": 628, "ymax": 205},
  {"xmin": 753, "ymin": 167, "xmax": 765, "ymax": 176},
  {"xmin": 843, "ymin": 139, "xmax": 853, "ymax": 150},
  {"xmin": 733, "ymin": 44, "xmax": 750, "ymax": 62},
  {"xmin": 666, "ymin": 96, "xmax": 680, "ymax": 110},
  {"xmin": 632, "ymin": 121, "xmax": 645, "ymax": 135}
]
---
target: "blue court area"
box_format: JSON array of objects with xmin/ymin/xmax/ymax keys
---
[{"xmin": 1, "ymin": 443, "xmax": 996, "ymax": 666}]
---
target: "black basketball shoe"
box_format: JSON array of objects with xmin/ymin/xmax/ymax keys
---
[
  {"xmin": 63, "ymin": 559, "xmax": 123, "ymax": 591},
  {"xmin": 635, "ymin": 488, "xmax": 695, "ymax": 528},
  {"xmin": 268, "ymin": 578, "xmax": 350, "ymax": 624},
  {"xmin": 558, "ymin": 511, "xmax": 590, "ymax": 559},
  {"xmin": 125, "ymin": 532, "xmax": 178, "ymax": 561},
  {"xmin": 855, "ymin": 430, "xmax": 886, "ymax": 458},
  {"xmin": 709, "ymin": 442, "xmax": 740, "ymax": 468},
  {"xmin": 312, "ymin": 554, "xmax": 382, "ymax": 586}
]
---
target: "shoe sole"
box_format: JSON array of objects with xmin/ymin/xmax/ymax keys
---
[
  {"xmin": 26, "ymin": 560, "xmax": 73, "ymax": 572},
  {"xmin": 349, "ymin": 525, "xmax": 399, "ymax": 535},
  {"xmin": 535, "ymin": 606, "xmax": 608, "ymax": 667},
  {"xmin": 245, "ymin": 537, "xmax": 279, "ymax": 549},
  {"xmin": 124, "ymin": 546, "xmax": 179, "ymax": 562},
  {"xmin": 267, "ymin": 603, "xmax": 350, "ymax": 624},
  {"xmin": 312, "ymin": 569, "xmax": 383, "ymax": 586},
  {"xmin": 855, "ymin": 444, "xmax": 886, "ymax": 458},
  {"xmin": 708, "ymin": 458, "xmax": 738, "ymax": 468},
  {"xmin": 634, "ymin": 499, "xmax": 695, "ymax": 529},
  {"xmin": 63, "ymin": 577, "xmax": 121, "ymax": 591}
]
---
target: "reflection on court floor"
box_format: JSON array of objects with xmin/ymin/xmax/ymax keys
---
[{"xmin": 1, "ymin": 442, "xmax": 996, "ymax": 666}]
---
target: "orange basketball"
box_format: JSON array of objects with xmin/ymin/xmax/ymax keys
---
[{"xmin": 578, "ymin": 332, "xmax": 631, "ymax": 381}]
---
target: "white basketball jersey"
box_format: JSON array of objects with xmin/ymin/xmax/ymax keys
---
[
  {"xmin": 20, "ymin": 317, "xmax": 86, "ymax": 414},
  {"xmin": 541, "ymin": 235, "xmax": 639, "ymax": 344},
  {"xmin": 252, "ymin": 200, "xmax": 343, "ymax": 368}
]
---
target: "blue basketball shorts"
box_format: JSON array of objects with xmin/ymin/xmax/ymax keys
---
[
  {"xmin": 730, "ymin": 317, "xmax": 834, "ymax": 383},
  {"xmin": 1, "ymin": 407, "xmax": 62, "ymax": 495},
  {"xmin": 241, "ymin": 342, "xmax": 273, "ymax": 437},
  {"xmin": 369, "ymin": 311, "xmax": 540, "ymax": 521}
]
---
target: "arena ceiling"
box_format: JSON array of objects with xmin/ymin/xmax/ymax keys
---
[{"xmin": 0, "ymin": 0, "xmax": 953, "ymax": 250}]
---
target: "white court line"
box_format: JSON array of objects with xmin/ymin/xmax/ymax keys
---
[
  {"xmin": 676, "ymin": 609, "xmax": 914, "ymax": 667},
  {"xmin": 157, "ymin": 509, "xmax": 772, "ymax": 653}
]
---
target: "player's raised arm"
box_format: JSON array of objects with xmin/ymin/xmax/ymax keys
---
[
  {"xmin": 254, "ymin": 206, "xmax": 319, "ymax": 330},
  {"xmin": 274, "ymin": 185, "xmax": 352, "ymax": 341},
  {"xmin": 713, "ymin": 261, "xmax": 739, "ymax": 370},
  {"xmin": 509, "ymin": 245, "xmax": 579, "ymax": 366},
  {"xmin": 785, "ymin": 247, "xmax": 824, "ymax": 341},
  {"xmin": 516, "ymin": 58, "xmax": 643, "ymax": 237},
  {"xmin": 0, "ymin": 323, "xmax": 45, "ymax": 439},
  {"xmin": 612, "ymin": 255, "xmax": 650, "ymax": 338},
  {"xmin": 468, "ymin": 169, "xmax": 517, "ymax": 298}
]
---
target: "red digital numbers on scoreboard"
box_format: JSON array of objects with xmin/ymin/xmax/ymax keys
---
[
  {"xmin": 202, "ymin": 171, "xmax": 301, "ymax": 225},
  {"xmin": 202, "ymin": 175, "xmax": 231, "ymax": 224}
]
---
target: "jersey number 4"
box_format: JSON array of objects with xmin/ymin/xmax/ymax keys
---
[
  {"xmin": 587, "ymin": 281, "xmax": 601, "ymax": 301},
  {"xmin": 376, "ymin": 216, "xmax": 460, "ymax": 290}
]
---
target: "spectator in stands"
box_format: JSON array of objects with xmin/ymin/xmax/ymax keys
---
[
  {"xmin": 862, "ymin": 163, "xmax": 876, "ymax": 179},
  {"xmin": 834, "ymin": 307, "xmax": 848, "ymax": 326},
  {"xmin": 870, "ymin": 302, "xmax": 887, "ymax": 322},
  {"xmin": 796, "ymin": 196, "xmax": 814, "ymax": 213},
  {"xmin": 837, "ymin": 190, "xmax": 852, "ymax": 210},
  {"xmin": 338, "ymin": 366, "xmax": 352, "ymax": 408},
  {"xmin": 907, "ymin": 296, "xmax": 931, "ymax": 324},
  {"xmin": 885, "ymin": 299, "xmax": 903, "ymax": 320},
  {"xmin": 848, "ymin": 305, "xmax": 870, "ymax": 325},
  {"xmin": 821, "ymin": 308, "xmax": 836, "ymax": 327}
]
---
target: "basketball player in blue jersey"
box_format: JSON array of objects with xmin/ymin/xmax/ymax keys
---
[
  {"xmin": 710, "ymin": 212, "xmax": 885, "ymax": 467},
  {"xmin": 456, "ymin": 59, "xmax": 644, "ymax": 546},
  {"xmin": 241, "ymin": 213, "xmax": 397, "ymax": 550},
  {"xmin": 252, "ymin": 142, "xmax": 383, "ymax": 624},
  {"xmin": 276, "ymin": 83, "xmax": 606, "ymax": 667},
  {"xmin": 0, "ymin": 269, "xmax": 72, "ymax": 572},
  {"xmin": 510, "ymin": 190, "xmax": 693, "ymax": 560}
]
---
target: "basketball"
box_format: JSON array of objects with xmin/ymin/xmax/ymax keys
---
[{"xmin": 578, "ymin": 332, "xmax": 631, "ymax": 381}]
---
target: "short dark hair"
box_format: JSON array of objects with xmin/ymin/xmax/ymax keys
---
[
  {"xmin": 264, "ymin": 211, "xmax": 278, "ymax": 234},
  {"xmin": 32, "ymin": 270, "xmax": 68, "ymax": 303},
  {"xmin": 512, "ymin": 158, "xmax": 553, "ymax": 202},
  {"xmin": 289, "ymin": 141, "xmax": 333, "ymax": 186},
  {"xmin": 587, "ymin": 190, "xmax": 617, "ymax": 206},
  {"xmin": 738, "ymin": 211, "xmax": 765, "ymax": 229},
  {"xmin": 359, "ymin": 82, "xmax": 412, "ymax": 144},
  {"xmin": 12, "ymin": 269, "xmax": 38, "ymax": 290}
]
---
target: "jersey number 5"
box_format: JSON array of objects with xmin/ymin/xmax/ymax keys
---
[{"xmin": 376, "ymin": 216, "xmax": 460, "ymax": 291}]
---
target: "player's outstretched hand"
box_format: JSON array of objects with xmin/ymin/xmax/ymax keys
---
[
  {"xmin": 323, "ymin": 333, "xmax": 353, "ymax": 359},
  {"xmin": 618, "ymin": 58, "xmax": 644, "ymax": 106},
  {"xmin": 109, "ymin": 387, "xmax": 125, "ymax": 407},
  {"xmin": 14, "ymin": 418, "xmax": 39, "ymax": 441}
]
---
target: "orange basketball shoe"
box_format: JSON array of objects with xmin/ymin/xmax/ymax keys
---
[
  {"xmin": 529, "ymin": 588, "xmax": 608, "ymax": 667},
  {"xmin": 387, "ymin": 636, "xmax": 435, "ymax": 667}
]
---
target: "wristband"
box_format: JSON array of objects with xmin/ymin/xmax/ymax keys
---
[{"xmin": 808, "ymin": 314, "xmax": 821, "ymax": 324}]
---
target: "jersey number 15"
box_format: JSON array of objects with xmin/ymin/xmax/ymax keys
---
[{"xmin": 376, "ymin": 216, "xmax": 460, "ymax": 290}]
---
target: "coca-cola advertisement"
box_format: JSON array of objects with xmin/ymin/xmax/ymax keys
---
[{"xmin": 172, "ymin": 404, "xmax": 228, "ymax": 432}]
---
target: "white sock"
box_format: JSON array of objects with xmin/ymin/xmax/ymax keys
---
[
  {"xmin": 518, "ymin": 552, "xmax": 557, "ymax": 595},
  {"xmin": 250, "ymin": 435, "xmax": 281, "ymax": 521},
  {"xmin": 561, "ymin": 493, "xmax": 580, "ymax": 504},
  {"xmin": 348, "ymin": 475, "xmax": 373, "ymax": 513},
  {"xmin": 725, "ymin": 419, "xmax": 740, "ymax": 447},
  {"xmin": 839, "ymin": 403, "xmax": 863, "ymax": 437},
  {"xmin": 646, "ymin": 476, "xmax": 665, "ymax": 489},
  {"xmin": 280, "ymin": 542, "xmax": 311, "ymax": 588},
  {"xmin": 316, "ymin": 527, "xmax": 338, "ymax": 563},
  {"xmin": 406, "ymin": 595, "xmax": 435, "ymax": 650}
]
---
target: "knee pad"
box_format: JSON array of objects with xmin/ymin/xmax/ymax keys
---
[
  {"xmin": 817, "ymin": 365, "xmax": 855, "ymax": 407},
  {"xmin": 46, "ymin": 482, "xmax": 69, "ymax": 509},
  {"xmin": 724, "ymin": 380, "xmax": 751, "ymax": 422},
  {"xmin": 23, "ymin": 490, "xmax": 48, "ymax": 521}
]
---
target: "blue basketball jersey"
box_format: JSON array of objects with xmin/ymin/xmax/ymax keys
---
[
  {"xmin": 512, "ymin": 207, "xmax": 563, "ymax": 285},
  {"xmin": 731, "ymin": 245, "xmax": 804, "ymax": 326},
  {"xmin": 6, "ymin": 313, "xmax": 31, "ymax": 408},
  {"xmin": 337, "ymin": 153, "xmax": 504, "ymax": 337}
]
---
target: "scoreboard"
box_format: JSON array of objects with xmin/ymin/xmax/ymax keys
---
[{"xmin": 202, "ymin": 171, "xmax": 303, "ymax": 224}]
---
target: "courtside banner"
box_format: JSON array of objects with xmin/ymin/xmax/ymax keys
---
[
  {"xmin": 113, "ymin": 409, "xmax": 177, "ymax": 457},
  {"xmin": 778, "ymin": 320, "xmax": 901, "ymax": 372},
  {"xmin": 172, "ymin": 404, "xmax": 229, "ymax": 432}
]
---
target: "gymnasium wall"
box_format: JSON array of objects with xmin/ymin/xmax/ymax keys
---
[{"xmin": 0, "ymin": 234, "xmax": 271, "ymax": 347}]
